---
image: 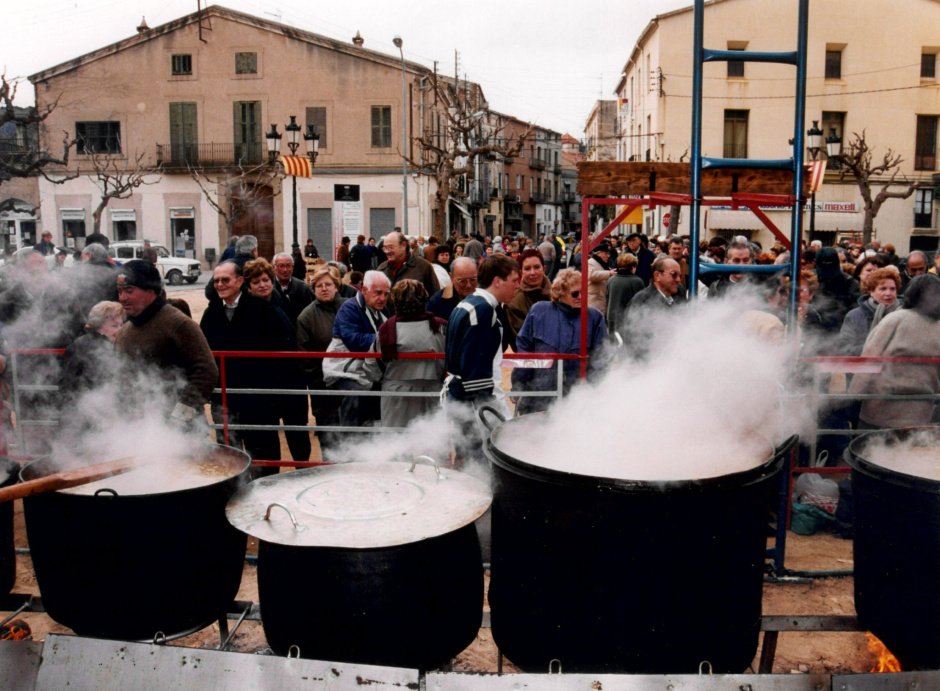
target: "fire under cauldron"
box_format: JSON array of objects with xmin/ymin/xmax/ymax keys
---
[
  {"xmin": 847, "ymin": 426, "xmax": 940, "ymax": 671},
  {"xmin": 481, "ymin": 408, "xmax": 796, "ymax": 674},
  {"xmin": 225, "ymin": 457, "xmax": 492, "ymax": 670},
  {"xmin": 20, "ymin": 446, "xmax": 250, "ymax": 640}
]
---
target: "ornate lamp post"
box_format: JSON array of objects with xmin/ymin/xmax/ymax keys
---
[
  {"xmin": 266, "ymin": 116, "xmax": 319, "ymax": 250},
  {"xmin": 806, "ymin": 120, "xmax": 824, "ymax": 242},
  {"xmin": 393, "ymin": 35, "xmax": 408, "ymax": 235}
]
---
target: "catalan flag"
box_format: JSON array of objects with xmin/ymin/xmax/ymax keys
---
[
  {"xmin": 808, "ymin": 159, "xmax": 826, "ymax": 194},
  {"xmin": 279, "ymin": 155, "xmax": 312, "ymax": 178}
]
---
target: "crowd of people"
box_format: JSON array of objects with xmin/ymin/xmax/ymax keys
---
[{"xmin": 2, "ymin": 225, "xmax": 938, "ymax": 467}]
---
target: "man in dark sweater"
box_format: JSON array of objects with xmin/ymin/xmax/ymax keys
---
[
  {"xmin": 114, "ymin": 260, "xmax": 217, "ymax": 424},
  {"xmin": 272, "ymin": 252, "xmax": 315, "ymax": 326},
  {"xmin": 378, "ymin": 231, "xmax": 440, "ymax": 299}
]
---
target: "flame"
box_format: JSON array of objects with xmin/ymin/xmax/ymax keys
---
[
  {"xmin": 866, "ymin": 633, "xmax": 902, "ymax": 673},
  {"xmin": 0, "ymin": 619, "xmax": 31, "ymax": 641}
]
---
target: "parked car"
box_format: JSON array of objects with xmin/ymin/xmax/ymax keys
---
[{"xmin": 109, "ymin": 241, "xmax": 201, "ymax": 285}]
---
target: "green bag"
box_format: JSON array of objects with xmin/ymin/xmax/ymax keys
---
[{"xmin": 790, "ymin": 498, "xmax": 836, "ymax": 536}]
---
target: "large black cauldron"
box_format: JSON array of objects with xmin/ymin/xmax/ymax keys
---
[
  {"xmin": 483, "ymin": 410, "xmax": 794, "ymax": 674},
  {"xmin": 0, "ymin": 458, "xmax": 18, "ymax": 595},
  {"xmin": 21, "ymin": 446, "xmax": 250, "ymax": 640},
  {"xmin": 226, "ymin": 459, "xmax": 491, "ymax": 670},
  {"xmin": 847, "ymin": 426, "xmax": 940, "ymax": 670}
]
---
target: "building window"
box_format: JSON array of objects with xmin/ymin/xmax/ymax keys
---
[
  {"xmin": 171, "ymin": 54, "xmax": 192, "ymax": 76},
  {"xmin": 232, "ymin": 101, "xmax": 261, "ymax": 164},
  {"xmin": 515, "ymin": 174, "xmax": 522, "ymax": 189},
  {"xmin": 305, "ymin": 107, "xmax": 327, "ymax": 148},
  {"xmin": 371, "ymin": 106, "xmax": 391, "ymax": 148},
  {"xmin": 916, "ymin": 115, "xmax": 938, "ymax": 171},
  {"xmin": 723, "ymin": 110, "xmax": 748, "ymax": 158},
  {"xmin": 923, "ymin": 52, "xmax": 937, "ymax": 79},
  {"xmin": 914, "ymin": 189, "xmax": 934, "ymax": 228},
  {"xmin": 825, "ymin": 49, "xmax": 842, "ymax": 79},
  {"xmin": 76, "ymin": 121, "xmax": 121, "ymax": 154},
  {"xmin": 169, "ymin": 102, "xmax": 198, "ymax": 164},
  {"xmin": 727, "ymin": 48, "xmax": 744, "ymax": 78},
  {"xmin": 235, "ymin": 52, "xmax": 258, "ymax": 75}
]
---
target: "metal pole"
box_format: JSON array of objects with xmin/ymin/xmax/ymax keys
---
[
  {"xmin": 789, "ymin": 0, "xmax": 810, "ymax": 330},
  {"xmin": 292, "ymin": 173, "xmax": 298, "ymax": 251},
  {"xmin": 688, "ymin": 0, "xmax": 705, "ymax": 298},
  {"xmin": 395, "ymin": 38, "xmax": 409, "ymax": 235}
]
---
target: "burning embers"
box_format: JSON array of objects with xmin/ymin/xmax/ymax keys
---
[
  {"xmin": 866, "ymin": 633, "xmax": 901, "ymax": 673},
  {"xmin": 0, "ymin": 618, "xmax": 31, "ymax": 641}
]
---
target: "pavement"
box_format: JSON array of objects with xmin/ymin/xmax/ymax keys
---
[{"xmin": 166, "ymin": 271, "xmax": 211, "ymax": 294}]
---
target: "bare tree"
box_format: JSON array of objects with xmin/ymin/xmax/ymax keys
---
[
  {"xmin": 187, "ymin": 161, "xmax": 281, "ymax": 235},
  {"xmin": 412, "ymin": 75, "xmax": 531, "ymax": 239},
  {"xmin": 0, "ymin": 74, "xmax": 76, "ymax": 188},
  {"xmin": 831, "ymin": 130, "xmax": 917, "ymax": 246},
  {"xmin": 87, "ymin": 149, "xmax": 160, "ymax": 235}
]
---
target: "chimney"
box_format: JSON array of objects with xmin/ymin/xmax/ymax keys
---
[
  {"xmin": 352, "ymin": 31, "xmax": 364, "ymax": 47},
  {"xmin": 136, "ymin": 16, "xmax": 150, "ymax": 33}
]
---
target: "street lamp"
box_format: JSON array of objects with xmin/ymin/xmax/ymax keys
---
[
  {"xmin": 266, "ymin": 116, "xmax": 319, "ymax": 251},
  {"xmin": 806, "ymin": 120, "xmax": 824, "ymax": 242},
  {"xmin": 393, "ymin": 35, "xmax": 408, "ymax": 235}
]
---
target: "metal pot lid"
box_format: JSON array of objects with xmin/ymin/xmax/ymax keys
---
[{"xmin": 225, "ymin": 457, "xmax": 492, "ymax": 548}]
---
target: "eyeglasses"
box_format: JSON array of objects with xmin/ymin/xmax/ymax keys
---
[
  {"xmin": 569, "ymin": 290, "xmax": 581, "ymax": 298},
  {"xmin": 454, "ymin": 277, "xmax": 478, "ymax": 285},
  {"xmin": 213, "ymin": 277, "xmax": 235, "ymax": 285}
]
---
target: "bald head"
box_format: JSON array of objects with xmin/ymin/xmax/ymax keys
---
[{"xmin": 450, "ymin": 257, "xmax": 479, "ymax": 298}]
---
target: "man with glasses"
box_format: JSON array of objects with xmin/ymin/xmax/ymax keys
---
[
  {"xmin": 377, "ymin": 231, "xmax": 439, "ymax": 299},
  {"xmin": 428, "ymin": 257, "xmax": 478, "ymax": 321},
  {"xmin": 271, "ymin": 252, "xmax": 314, "ymax": 326},
  {"xmin": 630, "ymin": 257, "xmax": 685, "ymax": 311}
]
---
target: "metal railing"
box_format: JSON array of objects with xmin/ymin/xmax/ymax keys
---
[
  {"xmin": 528, "ymin": 158, "xmax": 546, "ymax": 170},
  {"xmin": 6, "ymin": 349, "xmax": 577, "ymax": 461},
  {"xmin": 155, "ymin": 142, "xmax": 265, "ymax": 169},
  {"xmin": 530, "ymin": 191, "xmax": 550, "ymax": 203}
]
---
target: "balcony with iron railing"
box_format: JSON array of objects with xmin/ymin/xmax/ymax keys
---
[
  {"xmin": 469, "ymin": 188, "xmax": 491, "ymax": 206},
  {"xmin": 553, "ymin": 163, "xmax": 563, "ymax": 174},
  {"xmin": 528, "ymin": 157, "xmax": 546, "ymax": 171},
  {"xmin": 490, "ymin": 186, "xmax": 506, "ymax": 198},
  {"xmin": 562, "ymin": 190, "xmax": 578, "ymax": 203},
  {"xmin": 530, "ymin": 190, "xmax": 550, "ymax": 203},
  {"xmin": 156, "ymin": 142, "xmax": 266, "ymax": 169}
]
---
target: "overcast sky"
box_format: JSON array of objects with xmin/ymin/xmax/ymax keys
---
[{"xmin": 2, "ymin": 0, "xmax": 690, "ymax": 136}]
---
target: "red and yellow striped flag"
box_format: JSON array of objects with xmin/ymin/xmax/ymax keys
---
[
  {"xmin": 808, "ymin": 159, "xmax": 826, "ymax": 194},
  {"xmin": 279, "ymin": 155, "xmax": 312, "ymax": 178}
]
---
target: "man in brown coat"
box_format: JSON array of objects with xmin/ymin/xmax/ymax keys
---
[
  {"xmin": 378, "ymin": 231, "xmax": 440, "ymax": 299},
  {"xmin": 114, "ymin": 260, "xmax": 218, "ymax": 423}
]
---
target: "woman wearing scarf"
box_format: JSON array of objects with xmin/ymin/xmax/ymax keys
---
[
  {"xmin": 838, "ymin": 266, "xmax": 902, "ymax": 355},
  {"xmin": 376, "ymin": 279, "xmax": 446, "ymax": 427}
]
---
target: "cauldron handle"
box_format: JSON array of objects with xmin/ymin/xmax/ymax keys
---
[
  {"xmin": 773, "ymin": 435, "xmax": 799, "ymax": 460},
  {"xmin": 264, "ymin": 502, "xmax": 306, "ymax": 531},
  {"xmin": 408, "ymin": 455, "xmax": 443, "ymax": 479},
  {"xmin": 94, "ymin": 488, "xmax": 119, "ymax": 497},
  {"xmin": 477, "ymin": 405, "xmax": 506, "ymax": 433}
]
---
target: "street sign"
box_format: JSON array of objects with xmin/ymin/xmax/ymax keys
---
[{"xmin": 662, "ymin": 212, "xmax": 671, "ymax": 228}]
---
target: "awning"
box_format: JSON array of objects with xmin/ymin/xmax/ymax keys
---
[
  {"xmin": 450, "ymin": 199, "xmax": 470, "ymax": 218},
  {"xmin": 705, "ymin": 209, "xmax": 768, "ymax": 231},
  {"xmin": 110, "ymin": 208, "xmax": 136, "ymax": 222},
  {"xmin": 809, "ymin": 211, "xmax": 863, "ymax": 232},
  {"xmin": 706, "ymin": 208, "xmax": 863, "ymax": 233}
]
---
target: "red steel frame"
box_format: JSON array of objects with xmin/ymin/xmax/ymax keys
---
[{"xmin": 577, "ymin": 193, "xmax": 797, "ymax": 378}]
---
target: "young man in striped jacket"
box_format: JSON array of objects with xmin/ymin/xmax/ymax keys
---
[{"xmin": 444, "ymin": 254, "xmax": 520, "ymax": 461}]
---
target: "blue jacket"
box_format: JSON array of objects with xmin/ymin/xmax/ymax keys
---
[
  {"xmin": 445, "ymin": 291, "xmax": 503, "ymax": 401},
  {"xmin": 511, "ymin": 301, "xmax": 608, "ymax": 414},
  {"xmin": 333, "ymin": 291, "xmax": 389, "ymax": 352}
]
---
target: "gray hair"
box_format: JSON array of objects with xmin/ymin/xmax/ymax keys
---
[
  {"xmin": 363, "ymin": 270, "xmax": 390, "ymax": 290},
  {"xmin": 327, "ymin": 260, "xmax": 348, "ymax": 277},
  {"xmin": 235, "ymin": 235, "xmax": 258, "ymax": 256},
  {"xmin": 273, "ymin": 252, "xmax": 293, "ymax": 265},
  {"xmin": 728, "ymin": 238, "xmax": 755, "ymax": 261},
  {"xmin": 81, "ymin": 242, "xmax": 110, "ymax": 265}
]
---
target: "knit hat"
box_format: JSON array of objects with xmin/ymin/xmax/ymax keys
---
[
  {"xmin": 814, "ymin": 247, "xmax": 842, "ymax": 280},
  {"xmin": 118, "ymin": 259, "xmax": 163, "ymax": 292}
]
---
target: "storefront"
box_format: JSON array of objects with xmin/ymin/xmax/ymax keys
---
[
  {"xmin": 60, "ymin": 208, "xmax": 87, "ymax": 250},
  {"xmin": 169, "ymin": 207, "xmax": 196, "ymax": 259},
  {"xmin": 111, "ymin": 208, "xmax": 137, "ymax": 241}
]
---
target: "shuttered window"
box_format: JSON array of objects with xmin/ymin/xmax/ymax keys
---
[
  {"xmin": 233, "ymin": 101, "xmax": 262, "ymax": 164},
  {"xmin": 371, "ymin": 106, "xmax": 391, "ymax": 148},
  {"xmin": 235, "ymin": 52, "xmax": 257, "ymax": 75},
  {"xmin": 169, "ymin": 103, "xmax": 198, "ymax": 164},
  {"xmin": 723, "ymin": 110, "xmax": 748, "ymax": 159}
]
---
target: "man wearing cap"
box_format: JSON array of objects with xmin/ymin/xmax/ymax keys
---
[
  {"xmin": 624, "ymin": 233, "xmax": 656, "ymax": 285},
  {"xmin": 807, "ymin": 246, "xmax": 861, "ymax": 338},
  {"xmin": 114, "ymin": 260, "xmax": 218, "ymax": 425},
  {"xmin": 587, "ymin": 241, "xmax": 617, "ymax": 316}
]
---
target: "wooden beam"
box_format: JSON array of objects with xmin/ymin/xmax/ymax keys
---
[{"xmin": 577, "ymin": 161, "xmax": 807, "ymax": 197}]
